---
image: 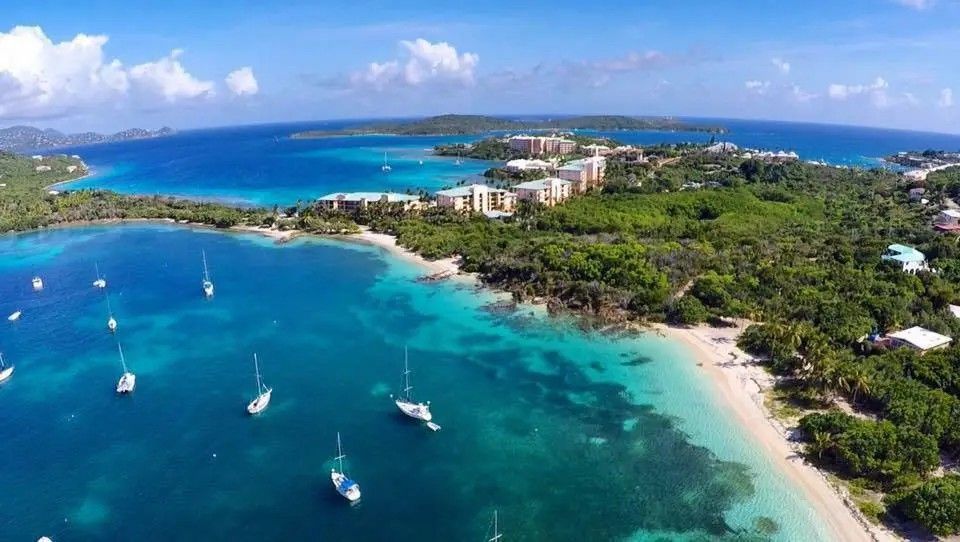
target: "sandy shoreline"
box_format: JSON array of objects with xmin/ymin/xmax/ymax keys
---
[{"xmin": 659, "ymin": 324, "xmax": 897, "ymax": 542}]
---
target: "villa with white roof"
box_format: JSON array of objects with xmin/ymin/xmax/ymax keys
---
[
  {"xmin": 514, "ymin": 178, "xmax": 572, "ymax": 207},
  {"xmin": 435, "ymin": 184, "xmax": 516, "ymax": 213},
  {"xmin": 317, "ymin": 192, "xmax": 424, "ymax": 212},
  {"xmin": 881, "ymin": 244, "xmax": 928, "ymax": 274},
  {"xmin": 888, "ymin": 326, "xmax": 952, "ymax": 354}
]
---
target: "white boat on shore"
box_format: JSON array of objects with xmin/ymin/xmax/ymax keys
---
[
  {"xmin": 8, "ymin": 309, "xmax": 21, "ymax": 322},
  {"xmin": 93, "ymin": 262, "xmax": 107, "ymax": 289},
  {"xmin": 393, "ymin": 347, "xmax": 432, "ymax": 422},
  {"xmin": 32, "ymin": 276, "xmax": 43, "ymax": 291},
  {"xmin": 0, "ymin": 352, "xmax": 14, "ymax": 383},
  {"xmin": 201, "ymin": 250, "xmax": 214, "ymax": 298},
  {"xmin": 115, "ymin": 343, "xmax": 136, "ymax": 394},
  {"xmin": 246, "ymin": 353, "xmax": 272, "ymax": 415},
  {"xmin": 331, "ymin": 432, "xmax": 361, "ymax": 502}
]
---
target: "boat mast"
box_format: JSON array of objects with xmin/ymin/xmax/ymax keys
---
[
  {"xmin": 488, "ymin": 510, "xmax": 502, "ymax": 542},
  {"xmin": 253, "ymin": 353, "xmax": 262, "ymax": 395},
  {"xmin": 335, "ymin": 432, "xmax": 346, "ymax": 474},
  {"xmin": 402, "ymin": 346, "xmax": 413, "ymax": 400},
  {"xmin": 106, "ymin": 294, "xmax": 114, "ymax": 318},
  {"xmin": 202, "ymin": 250, "xmax": 210, "ymax": 282},
  {"xmin": 0, "ymin": 352, "xmax": 5, "ymax": 369},
  {"xmin": 118, "ymin": 343, "xmax": 128, "ymax": 373},
  {"xmin": 95, "ymin": 262, "xmax": 101, "ymax": 280}
]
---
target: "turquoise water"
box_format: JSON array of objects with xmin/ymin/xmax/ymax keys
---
[{"xmin": 0, "ymin": 224, "xmax": 831, "ymax": 541}]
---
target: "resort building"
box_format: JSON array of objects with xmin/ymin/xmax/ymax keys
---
[
  {"xmin": 908, "ymin": 187, "xmax": 927, "ymax": 203},
  {"xmin": 435, "ymin": 184, "xmax": 517, "ymax": 213},
  {"xmin": 888, "ymin": 326, "xmax": 952, "ymax": 354},
  {"xmin": 34, "ymin": 165, "xmax": 51, "ymax": 172},
  {"xmin": 505, "ymin": 159, "xmax": 553, "ymax": 172},
  {"xmin": 317, "ymin": 192, "xmax": 423, "ymax": 212},
  {"xmin": 508, "ymin": 136, "xmax": 576, "ymax": 156},
  {"xmin": 514, "ymin": 177, "xmax": 572, "ymax": 207},
  {"xmin": 581, "ymin": 144, "xmax": 611, "ymax": 155},
  {"xmin": 934, "ymin": 209, "xmax": 960, "ymax": 231},
  {"xmin": 881, "ymin": 244, "xmax": 928, "ymax": 274},
  {"xmin": 556, "ymin": 156, "xmax": 606, "ymax": 193}
]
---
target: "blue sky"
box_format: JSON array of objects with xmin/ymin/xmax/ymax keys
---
[{"xmin": 2, "ymin": 0, "xmax": 959, "ymax": 133}]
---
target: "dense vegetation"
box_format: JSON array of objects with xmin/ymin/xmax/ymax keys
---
[{"xmin": 290, "ymin": 114, "xmax": 726, "ymax": 137}]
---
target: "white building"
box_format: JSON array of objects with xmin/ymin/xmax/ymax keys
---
[
  {"xmin": 888, "ymin": 326, "xmax": 952, "ymax": 354},
  {"xmin": 514, "ymin": 177, "xmax": 572, "ymax": 207},
  {"xmin": 881, "ymin": 244, "xmax": 928, "ymax": 274},
  {"xmin": 556, "ymin": 156, "xmax": 606, "ymax": 193},
  {"xmin": 316, "ymin": 192, "xmax": 423, "ymax": 212},
  {"xmin": 505, "ymin": 159, "xmax": 553, "ymax": 172},
  {"xmin": 35, "ymin": 165, "xmax": 51, "ymax": 172},
  {"xmin": 435, "ymin": 184, "xmax": 516, "ymax": 213}
]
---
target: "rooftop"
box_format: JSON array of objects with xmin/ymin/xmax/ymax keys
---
[
  {"xmin": 889, "ymin": 326, "xmax": 953, "ymax": 350},
  {"xmin": 883, "ymin": 244, "xmax": 926, "ymax": 263},
  {"xmin": 318, "ymin": 192, "xmax": 419, "ymax": 203},
  {"xmin": 514, "ymin": 177, "xmax": 572, "ymax": 190},
  {"xmin": 941, "ymin": 209, "xmax": 960, "ymax": 218},
  {"xmin": 435, "ymin": 183, "xmax": 510, "ymax": 197}
]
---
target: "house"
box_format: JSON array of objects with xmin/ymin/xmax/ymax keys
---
[
  {"xmin": 908, "ymin": 187, "xmax": 927, "ymax": 203},
  {"xmin": 66, "ymin": 165, "xmax": 78, "ymax": 173},
  {"xmin": 514, "ymin": 177, "xmax": 572, "ymax": 207},
  {"xmin": 31, "ymin": 155, "xmax": 42, "ymax": 160},
  {"xmin": 435, "ymin": 184, "xmax": 516, "ymax": 213},
  {"xmin": 556, "ymin": 156, "xmax": 606, "ymax": 193},
  {"xmin": 888, "ymin": 326, "xmax": 952, "ymax": 354},
  {"xmin": 35, "ymin": 165, "xmax": 51, "ymax": 172},
  {"xmin": 504, "ymin": 159, "xmax": 553, "ymax": 172},
  {"xmin": 949, "ymin": 304, "xmax": 960, "ymax": 319},
  {"xmin": 881, "ymin": 244, "xmax": 928, "ymax": 273},
  {"xmin": 934, "ymin": 209, "xmax": 960, "ymax": 231},
  {"xmin": 705, "ymin": 142, "xmax": 739, "ymax": 153},
  {"xmin": 316, "ymin": 192, "xmax": 423, "ymax": 212}
]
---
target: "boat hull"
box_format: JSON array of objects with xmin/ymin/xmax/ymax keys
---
[
  {"xmin": 395, "ymin": 399, "xmax": 432, "ymax": 422},
  {"xmin": 331, "ymin": 471, "xmax": 361, "ymax": 502},
  {"xmin": 203, "ymin": 282, "xmax": 214, "ymax": 298},
  {"xmin": 0, "ymin": 366, "xmax": 13, "ymax": 383},
  {"xmin": 107, "ymin": 318, "xmax": 118, "ymax": 332},
  {"xmin": 246, "ymin": 389, "xmax": 272, "ymax": 414},
  {"xmin": 8, "ymin": 311, "xmax": 21, "ymax": 321},
  {"xmin": 116, "ymin": 373, "xmax": 136, "ymax": 394},
  {"xmin": 32, "ymin": 278, "xmax": 43, "ymax": 291},
  {"xmin": 93, "ymin": 279, "xmax": 106, "ymax": 288}
]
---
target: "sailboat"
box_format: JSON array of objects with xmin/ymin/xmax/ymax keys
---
[
  {"xmin": 246, "ymin": 353, "xmax": 272, "ymax": 415},
  {"xmin": 393, "ymin": 346, "xmax": 432, "ymax": 422},
  {"xmin": 331, "ymin": 432, "xmax": 361, "ymax": 502},
  {"xmin": 105, "ymin": 295, "xmax": 118, "ymax": 333},
  {"xmin": 8, "ymin": 309, "xmax": 21, "ymax": 322},
  {"xmin": 0, "ymin": 352, "xmax": 14, "ymax": 383},
  {"xmin": 93, "ymin": 263, "xmax": 107, "ymax": 289},
  {"xmin": 381, "ymin": 152, "xmax": 392, "ymax": 173},
  {"xmin": 487, "ymin": 510, "xmax": 503, "ymax": 542},
  {"xmin": 32, "ymin": 276, "xmax": 43, "ymax": 291},
  {"xmin": 115, "ymin": 343, "xmax": 136, "ymax": 394},
  {"xmin": 201, "ymin": 250, "xmax": 214, "ymax": 298},
  {"xmin": 454, "ymin": 151, "xmax": 463, "ymax": 166}
]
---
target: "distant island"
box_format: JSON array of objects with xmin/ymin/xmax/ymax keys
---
[
  {"xmin": 290, "ymin": 114, "xmax": 726, "ymax": 138},
  {"xmin": 886, "ymin": 149, "xmax": 960, "ymax": 169},
  {"xmin": 0, "ymin": 125, "xmax": 175, "ymax": 152}
]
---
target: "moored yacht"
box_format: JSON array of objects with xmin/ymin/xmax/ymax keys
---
[
  {"xmin": 93, "ymin": 263, "xmax": 107, "ymax": 289},
  {"xmin": 32, "ymin": 276, "xmax": 43, "ymax": 291},
  {"xmin": 331, "ymin": 432, "xmax": 361, "ymax": 502},
  {"xmin": 0, "ymin": 352, "xmax": 14, "ymax": 383},
  {"xmin": 115, "ymin": 343, "xmax": 136, "ymax": 394},
  {"xmin": 8, "ymin": 309, "xmax": 21, "ymax": 322},
  {"xmin": 381, "ymin": 152, "xmax": 392, "ymax": 173},
  {"xmin": 393, "ymin": 346, "xmax": 432, "ymax": 422},
  {"xmin": 246, "ymin": 353, "xmax": 272, "ymax": 415},
  {"xmin": 201, "ymin": 250, "xmax": 214, "ymax": 298},
  {"xmin": 106, "ymin": 295, "xmax": 118, "ymax": 333}
]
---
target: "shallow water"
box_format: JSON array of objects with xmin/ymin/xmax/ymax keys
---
[{"xmin": 0, "ymin": 224, "xmax": 832, "ymax": 541}]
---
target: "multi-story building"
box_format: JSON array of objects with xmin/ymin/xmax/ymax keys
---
[
  {"xmin": 514, "ymin": 177, "xmax": 572, "ymax": 207},
  {"xmin": 505, "ymin": 158, "xmax": 553, "ymax": 172},
  {"xmin": 508, "ymin": 136, "xmax": 576, "ymax": 156},
  {"xmin": 435, "ymin": 184, "xmax": 517, "ymax": 213},
  {"xmin": 556, "ymin": 156, "xmax": 606, "ymax": 193},
  {"xmin": 317, "ymin": 192, "xmax": 423, "ymax": 212}
]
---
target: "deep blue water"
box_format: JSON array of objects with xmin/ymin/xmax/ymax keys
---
[
  {"xmin": 52, "ymin": 118, "xmax": 960, "ymax": 207},
  {"xmin": 0, "ymin": 224, "xmax": 833, "ymax": 541}
]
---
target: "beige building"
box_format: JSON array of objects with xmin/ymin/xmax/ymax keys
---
[
  {"xmin": 509, "ymin": 136, "xmax": 576, "ymax": 155},
  {"xmin": 317, "ymin": 192, "xmax": 424, "ymax": 212},
  {"xmin": 436, "ymin": 184, "xmax": 517, "ymax": 213},
  {"xmin": 514, "ymin": 177, "xmax": 572, "ymax": 207},
  {"xmin": 556, "ymin": 156, "xmax": 606, "ymax": 193}
]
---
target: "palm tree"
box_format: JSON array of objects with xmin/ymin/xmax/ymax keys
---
[
  {"xmin": 848, "ymin": 366, "xmax": 871, "ymax": 404},
  {"xmin": 810, "ymin": 431, "xmax": 836, "ymax": 461}
]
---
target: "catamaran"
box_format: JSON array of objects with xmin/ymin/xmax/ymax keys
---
[
  {"xmin": 487, "ymin": 510, "xmax": 503, "ymax": 542},
  {"xmin": 106, "ymin": 295, "xmax": 117, "ymax": 333},
  {"xmin": 381, "ymin": 152, "xmax": 392, "ymax": 173},
  {"xmin": 201, "ymin": 250, "xmax": 214, "ymax": 298},
  {"xmin": 7, "ymin": 309, "xmax": 21, "ymax": 322},
  {"xmin": 331, "ymin": 432, "xmax": 361, "ymax": 502},
  {"xmin": 115, "ymin": 343, "xmax": 136, "ymax": 394},
  {"xmin": 93, "ymin": 263, "xmax": 107, "ymax": 289},
  {"xmin": 32, "ymin": 276, "xmax": 43, "ymax": 291},
  {"xmin": 393, "ymin": 346, "xmax": 432, "ymax": 422},
  {"xmin": 246, "ymin": 353, "xmax": 272, "ymax": 415},
  {"xmin": 0, "ymin": 352, "xmax": 14, "ymax": 383}
]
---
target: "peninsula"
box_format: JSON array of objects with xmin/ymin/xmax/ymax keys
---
[
  {"xmin": 0, "ymin": 125, "xmax": 175, "ymax": 152},
  {"xmin": 289, "ymin": 114, "xmax": 726, "ymax": 138}
]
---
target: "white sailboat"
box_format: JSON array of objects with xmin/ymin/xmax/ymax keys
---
[
  {"xmin": 454, "ymin": 151, "xmax": 463, "ymax": 166},
  {"xmin": 331, "ymin": 432, "xmax": 361, "ymax": 502},
  {"xmin": 393, "ymin": 346, "xmax": 432, "ymax": 422},
  {"xmin": 487, "ymin": 510, "xmax": 503, "ymax": 542},
  {"xmin": 201, "ymin": 250, "xmax": 214, "ymax": 298},
  {"xmin": 8, "ymin": 309, "xmax": 21, "ymax": 322},
  {"xmin": 0, "ymin": 352, "xmax": 14, "ymax": 383},
  {"xmin": 115, "ymin": 343, "xmax": 136, "ymax": 394},
  {"xmin": 106, "ymin": 295, "xmax": 117, "ymax": 333},
  {"xmin": 32, "ymin": 276, "xmax": 43, "ymax": 291},
  {"xmin": 93, "ymin": 263, "xmax": 107, "ymax": 289},
  {"xmin": 246, "ymin": 353, "xmax": 272, "ymax": 415},
  {"xmin": 381, "ymin": 152, "xmax": 392, "ymax": 173}
]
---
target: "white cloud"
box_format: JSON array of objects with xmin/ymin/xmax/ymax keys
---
[
  {"xmin": 771, "ymin": 57, "xmax": 791, "ymax": 75},
  {"xmin": 225, "ymin": 66, "xmax": 258, "ymax": 96},
  {"xmin": 892, "ymin": 0, "xmax": 936, "ymax": 9},
  {"xmin": 350, "ymin": 38, "xmax": 478, "ymax": 90},
  {"xmin": 0, "ymin": 25, "xmax": 250, "ymax": 120},
  {"xmin": 129, "ymin": 49, "xmax": 214, "ymax": 102},
  {"xmin": 939, "ymin": 88, "xmax": 954, "ymax": 108},
  {"xmin": 828, "ymin": 77, "xmax": 888, "ymax": 100},
  {"xmin": 790, "ymin": 85, "xmax": 819, "ymax": 103},
  {"xmin": 745, "ymin": 80, "xmax": 771, "ymax": 94}
]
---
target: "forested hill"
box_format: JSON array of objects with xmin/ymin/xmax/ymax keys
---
[
  {"xmin": 0, "ymin": 125, "xmax": 175, "ymax": 152},
  {"xmin": 290, "ymin": 114, "xmax": 726, "ymax": 137}
]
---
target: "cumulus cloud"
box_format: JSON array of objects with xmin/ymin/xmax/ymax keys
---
[
  {"xmin": 225, "ymin": 66, "xmax": 259, "ymax": 96},
  {"xmin": 771, "ymin": 57, "xmax": 791, "ymax": 75},
  {"xmin": 939, "ymin": 88, "xmax": 954, "ymax": 108},
  {"xmin": 790, "ymin": 85, "xmax": 819, "ymax": 103},
  {"xmin": 828, "ymin": 77, "xmax": 888, "ymax": 101},
  {"xmin": 745, "ymin": 80, "xmax": 771, "ymax": 94},
  {"xmin": 0, "ymin": 25, "xmax": 252, "ymax": 120},
  {"xmin": 350, "ymin": 38, "xmax": 478, "ymax": 90},
  {"xmin": 892, "ymin": 0, "xmax": 936, "ymax": 9}
]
